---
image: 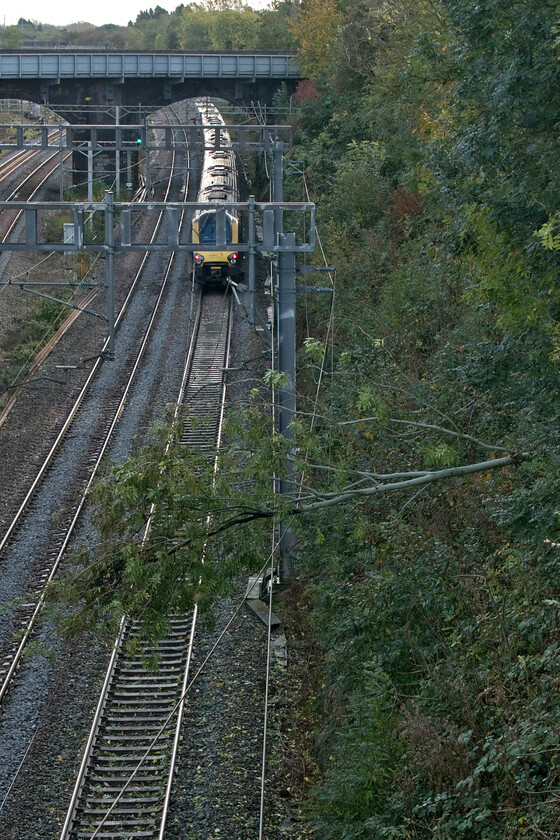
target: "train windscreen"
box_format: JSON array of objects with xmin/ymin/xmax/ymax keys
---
[{"xmin": 198, "ymin": 211, "xmax": 232, "ymax": 245}]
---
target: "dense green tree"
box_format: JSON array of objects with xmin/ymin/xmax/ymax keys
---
[
  {"xmin": 274, "ymin": 0, "xmax": 560, "ymax": 837},
  {"xmin": 180, "ymin": 5, "xmax": 213, "ymax": 49},
  {"xmin": 258, "ymin": 0, "xmax": 299, "ymax": 51},
  {"xmin": 0, "ymin": 0, "xmax": 301, "ymax": 51},
  {"xmin": 208, "ymin": 8, "xmax": 260, "ymax": 49},
  {"xmin": 0, "ymin": 26, "xmax": 23, "ymax": 48},
  {"xmin": 164, "ymin": 18, "xmax": 181, "ymax": 49},
  {"xmin": 432, "ymin": 0, "xmax": 560, "ymax": 334},
  {"xmin": 289, "ymin": 0, "xmax": 343, "ymax": 78},
  {"xmin": 135, "ymin": 6, "xmax": 169, "ymax": 22}
]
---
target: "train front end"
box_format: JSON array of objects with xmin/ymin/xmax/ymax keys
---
[{"xmin": 192, "ymin": 209, "xmax": 240, "ymax": 284}]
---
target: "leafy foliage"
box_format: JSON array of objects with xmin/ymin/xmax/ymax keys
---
[
  {"xmin": 275, "ymin": 0, "xmax": 560, "ymax": 836},
  {"xmin": 50, "ymin": 410, "xmax": 286, "ymax": 637},
  {"xmin": 289, "ymin": 0, "xmax": 342, "ymax": 78},
  {"xmin": 4, "ymin": 0, "xmax": 298, "ymax": 51}
]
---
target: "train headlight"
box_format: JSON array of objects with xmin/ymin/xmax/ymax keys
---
[
  {"xmin": 194, "ymin": 253, "xmax": 204, "ymax": 265},
  {"xmin": 227, "ymin": 253, "xmax": 238, "ymax": 265}
]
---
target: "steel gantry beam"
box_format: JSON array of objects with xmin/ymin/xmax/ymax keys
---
[
  {"xmin": 0, "ymin": 197, "xmax": 314, "ymax": 254},
  {"xmin": 0, "ymin": 194, "xmax": 315, "ymax": 360},
  {"xmin": 0, "ymin": 123, "xmax": 292, "ymax": 153}
]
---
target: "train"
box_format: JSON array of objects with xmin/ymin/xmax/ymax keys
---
[{"xmin": 191, "ymin": 99, "xmax": 241, "ymax": 286}]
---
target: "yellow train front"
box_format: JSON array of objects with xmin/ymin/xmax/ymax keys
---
[
  {"xmin": 192, "ymin": 100, "xmax": 241, "ymax": 286},
  {"xmin": 192, "ymin": 208, "xmax": 241, "ymax": 284}
]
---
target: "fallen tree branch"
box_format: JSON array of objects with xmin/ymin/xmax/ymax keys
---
[{"xmin": 294, "ymin": 454, "xmax": 521, "ymax": 513}]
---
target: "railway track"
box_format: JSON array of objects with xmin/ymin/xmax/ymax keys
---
[
  {"xmin": 0, "ymin": 127, "xmax": 61, "ymax": 184},
  {"xmin": 60, "ymin": 616, "xmax": 196, "ymax": 840},
  {"xmin": 0, "ymin": 105, "xmax": 190, "ymax": 428},
  {"xmin": 0, "ymin": 148, "xmax": 71, "ymax": 240},
  {"xmin": 0, "ymin": 131, "xmax": 79, "ymax": 427},
  {"xmin": 0, "ymin": 208, "xmax": 152, "ymax": 433},
  {"xmin": 0, "ymin": 106, "xmax": 192, "ymax": 707},
  {"xmin": 0, "ymin": 104, "xmax": 184, "ymax": 539},
  {"xmin": 60, "ymin": 290, "xmax": 233, "ymax": 840}
]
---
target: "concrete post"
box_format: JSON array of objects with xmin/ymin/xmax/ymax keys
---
[
  {"xmin": 272, "ymin": 139, "xmax": 283, "ymax": 233},
  {"xmin": 87, "ymin": 141, "xmax": 93, "ymax": 204},
  {"xmin": 144, "ymin": 118, "xmax": 151, "ymax": 197},
  {"xmin": 115, "ymin": 105, "xmax": 120, "ymax": 200},
  {"xmin": 126, "ymin": 150, "xmax": 132, "ymax": 190}
]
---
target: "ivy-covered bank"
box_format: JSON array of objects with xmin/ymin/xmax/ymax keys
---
[{"xmin": 280, "ymin": 0, "xmax": 560, "ymax": 837}]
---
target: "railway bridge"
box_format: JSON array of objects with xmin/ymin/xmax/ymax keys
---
[{"xmin": 0, "ymin": 50, "xmax": 301, "ymax": 117}]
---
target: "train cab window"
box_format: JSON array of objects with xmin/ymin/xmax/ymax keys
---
[{"xmin": 198, "ymin": 211, "xmax": 232, "ymax": 245}]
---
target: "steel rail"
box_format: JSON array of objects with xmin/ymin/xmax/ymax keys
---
[
  {"xmin": 0, "ymin": 232, "xmax": 181, "ymax": 704},
  {"xmin": 0, "ymin": 105, "xmax": 183, "ymax": 426},
  {"xmin": 0, "ymin": 285, "xmax": 98, "ymax": 428},
  {"xmin": 0, "ymin": 147, "xmax": 46, "ymax": 182},
  {"xmin": 160, "ymin": 290, "xmax": 234, "ymax": 840},
  {"xmin": 0, "ymin": 106, "xmax": 181, "ymax": 553},
  {"xmin": 59, "ymin": 104, "xmax": 197, "ymax": 840},
  {"xmin": 0, "ymin": 128, "xmax": 61, "ymax": 182},
  {"xmin": 3, "ymin": 149, "xmax": 65, "ymax": 202},
  {"xmin": 57, "ymin": 280, "xmax": 203, "ymax": 839},
  {"xmin": 59, "ymin": 291, "xmax": 233, "ymax": 840},
  {"xmin": 61, "ymin": 110, "xmax": 230, "ymax": 835},
  {"xmin": 0, "ymin": 149, "xmax": 72, "ymax": 244}
]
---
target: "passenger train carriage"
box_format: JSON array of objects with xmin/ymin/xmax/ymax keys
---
[{"xmin": 191, "ymin": 99, "xmax": 241, "ymax": 285}]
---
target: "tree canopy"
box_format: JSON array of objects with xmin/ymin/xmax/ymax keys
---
[{"xmin": 0, "ymin": 0, "xmax": 299, "ymax": 51}]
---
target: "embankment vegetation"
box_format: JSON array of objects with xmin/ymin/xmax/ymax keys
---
[{"xmin": 282, "ymin": 0, "xmax": 560, "ymax": 836}]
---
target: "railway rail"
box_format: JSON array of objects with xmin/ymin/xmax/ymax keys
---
[
  {"xmin": 0, "ymin": 148, "xmax": 71, "ymax": 240},
  {"xmin": 0, "ymin": 103, "xmax": 181, "ymax": 537},
  {"xmin": 0, "ymin": 127, "xmax": 61, "ymax": 185},
  {"xmin": 60, "ymin": 290, "xmax": 233, "ymax": 840},
  {"xmin": 0, "ymin": 105, "xmax": 194, "ymax": 427},
  {"xmin": 0, "ymin": 168, "xmax": 148, "ymax": 430},
  {"xmin": 0, "ymin": 106, "xmax": 192, "ymax": 707},
  {"xmin": 61, "ymin": 616, "xmax": 196, "ymax": 840}
]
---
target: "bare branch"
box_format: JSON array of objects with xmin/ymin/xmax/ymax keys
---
[
  {"xmin": 300, "ymin": 460, "xmax": 431, "ymax": 481},
  {"xmin": 294, "ymin": 454, "xmax": 520, "ymax": 514}
]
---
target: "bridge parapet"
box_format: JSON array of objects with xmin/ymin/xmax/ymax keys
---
[
  {"xmin": 0, "ymin": 51, "xmax": 300, "ymax": 109},
  {"xmin": 0, "ymin": 51, "xmax": 299, "ymax": 81}
]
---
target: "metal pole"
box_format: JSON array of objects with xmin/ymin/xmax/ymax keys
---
[
  {"xmin": 59, "ymin": 123, "xmax": 64, "ymax": 201},
  {"xmin": 272, "ymin": 139, "xmax": 283, "ymax": 234},
  {"xmin": 87, "ymin": 141, "xmax": 93, "ymax": 204},
  {"xmin": 248, "ymin": 194, "xmax": 256, "ymax": 326},
  {"xmin": 277, "ymin": 232, "xmax": 296, "ymax": 580},
  {"xmin": 104, "ymin": 191, "xmax": 115, "ymax": 360},
  {"xmin": 273, "ymin": 141, "xmax": 293, "ymax": 578},
  {"xmin": 277, "ymin": 234, "xmax": 296, "ymax": 439},
  {"xmin": 115, "ymin": 105, "xmax": 120, "ymax": 200},
  {"xmin": 144, "ymin": 117, "xmax": 151, "ymax": 197}
]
